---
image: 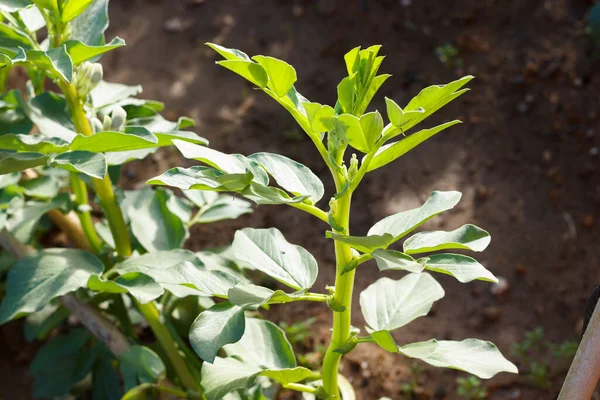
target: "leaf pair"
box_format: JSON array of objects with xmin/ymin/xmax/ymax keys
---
[
  {"xmin": 359, "ymin": 274, "xmax": 517, "ymax": 378},
  {"xmin": 149, "ymin": 140, "xmax": 325, "ymax": 206}
]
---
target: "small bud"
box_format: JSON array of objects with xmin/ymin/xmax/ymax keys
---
[
  {"xmin": 102, "ymin": 115, "xmax": 112, "ymax": 131},
  {"xmin": 91, "ymin": 117, "xmax": 103, "ymax": 134},
  {"xmin": 110, "ymin": 106, "xmax": 126, "ymax": 130},
  {"xmin": 348, "ymin": 153, "xmax": 358, "ymax": 179},
  {"xmin": 89, "ymin": 63, "xmax": 103, "ymax": 85}
]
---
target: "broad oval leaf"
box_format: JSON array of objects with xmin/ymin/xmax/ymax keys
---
[
  {"xmin": 119, "ymin": 345, "xmax": 166, "ymax": 390},
  {"xmin": 403, "ymin": 224, "xmax": 491, "ymax": 254},
  {"xmin": 148, "ymin": 166, "xmax": 253, "ymax": 193},
  {"xmin": 64, "ymin": 36, "xmax": 125, "ymax": 65},
  {"xmin": 0, "ymin": 134, "xmax": 68, "ymax": 153},
  {"xmin": 326, "ymin": 231, "xmax": 392, "ymax": 254},
  {"xmin": 232, "ymin": 228, "xmax": 318, "ymax": 290},
  {"xmin": 303, "ymin": 102, "xmax": 335, "ymax": 133},
  {"xmin": 0, "ymin": 151, "xmax": 49, "ymax": 174},
  {"xmin": 368, "ymin": 191, "xmax": 462, "ymax": 243},
  {"xmin": 201, "ymin": 318, "xmax": 310, "ymax": 400},
  {"xmin": 241, "ymin": 183, "xmax": 309, "ymax": 205},
  {"xmin": 69, "ymin": 0, "xmax": 108, "ymax": 46},
  {"xmin": 51, "ymin": 151, "xmax": 107, "ymax": 179},
  {"xmin": 0, "ymin": 249, "xmax": 104, "ymax": 324},
  {"xmin": 60, "ymin": 0, "xmax": 93, "ymax": 23},
  {"xmin": 126, "ymin": 187, "xmax": 188, "ymax": 252},
  {"xmin": 420, "ymin": 253, "xmax": 498, "ymax": 283},
  {"xmin": 206, "ymin": 42, "xmax": 251, "ymax": 61},
  {"xmin": 398, "ymin": 338, "xmax": 518, "ymax": 379},
  {"xmin": 189, "ymin": 302, "xmax": 245, "ymax": 363},
  {"xmin": 372, "ymin": 249, "xmax": 425, "ymax": 273},
  {"xmin": 217, "ymin": 60, "xmax": 268, "ymax": 88},
  {"xmin": 114, "ymin": 249, "xmax": 241, "ymax": 300},
  {"xmin": 249, "ymin": 152, "xmax": 324, "ymax": 203},
  {"xmin": 173, "ymin": 139, "xmax": 246, "ymax": 174},
  {"xmin": 368, "ymin": 120, "xmax": 462, "ymax": 171},
  {"xmin": 227, "ymin": 283, "xmax": 306, "ymax": 309},
  {"xmin": 359, "ymin": 273, "xmax": 444, "ymax": 332},
  {"xmin": 359, "ymin": 111, "xmax": 383, "ymax": 150},
  {"xmin": 69, "ymin": 127, "xmax": 159, "ymax": 152},
  {"xmin": 252, "ymin": 55, "xmax": 297, "ymax": 98},
  {"xmin": 400, "ymin": 76, "xmax": 473, "ymax": 133}
]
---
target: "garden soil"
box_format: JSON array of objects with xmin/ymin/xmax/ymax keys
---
[{"xmin": 2, "ymin": 0, "xmax": 600, "ymax": 399}]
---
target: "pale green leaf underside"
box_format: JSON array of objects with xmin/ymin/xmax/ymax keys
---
[
  {"xmin": 232, "ymin": 228, "xmax": 318, "ymax": 290},
  {"xmin": 189, "ymin": 302, "xmax": 245, "ymax": 363},
  {"xmin": 403, "ymin": 224, "xmax": 491, "ymax": 254},
  {"xmin": 398, "ymin": 338, "xmax": 518, "ymax": 379},
  {"xmin": 359, "ymin": 274, "xmax": 444, "ymax": 332},
  {"xmin": 202, "ymin": 318, "xmax": 306, "ymax": 399},
  {"xmin": 372, "ymin": 249, "xmax": 426, "ymax": 273},
  {"xmin": 421, "ymin": 253, "xmax": 498, "ymax": 283},
  {"xmin": 227, "ymin": 283, "xmax": 305, "ymax": 309},
  {"xmin": 368, "ymin": 190, "xmax": 462, "ymax": 240},
  {"xmin": 51, "ymin": 151, "xmax": 107, "ymax": 179}
]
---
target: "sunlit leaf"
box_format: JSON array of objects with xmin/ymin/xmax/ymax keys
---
[{"xmin": 403, "ymin": 224, "xmax": 490, "ymax": 254}]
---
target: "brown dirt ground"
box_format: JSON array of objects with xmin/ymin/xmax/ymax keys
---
[{"xmin": 3, "ymin": 0, "xmax": 600, "ymax": 399}]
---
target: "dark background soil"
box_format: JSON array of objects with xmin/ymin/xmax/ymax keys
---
[{"xmin": 2, "ymin": 0, "xmax": 600, "ymax": 399}]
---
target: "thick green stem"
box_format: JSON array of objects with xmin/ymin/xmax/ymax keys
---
[
  {"xmin": 58, "ymin": 80, "xmax": 132, "ymax": 259},
  {"xmin": 135, "ymin": 300, "xmax": 201, "ymax": 394},
  {"xmin": 320, "ymin": 188, "xmax": 354, "ymax": 398},
  {"xmin": 70, "ymin": 172, "xmax": 103, "ymax": 253}
]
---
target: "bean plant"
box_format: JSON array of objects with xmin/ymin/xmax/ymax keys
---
[
  {"xmin": 148, "ymin": 43, "xmax": 519, "ymax": 398},
  {"xmin": 0, "ymin": 1, "xmax": 254, "ymax": 399},
  {"xmin": 0, "ymin": 0, "xmax": 519, "ymax": 398}
]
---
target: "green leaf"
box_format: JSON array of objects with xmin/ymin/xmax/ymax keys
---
[
  {"xmin": 303, "ymin": 102, "xmax": 335, "ymax": 133},
  {"xmin": 0, "ymin": 151, "xmax": 49, "ymax": 173},
  {"xmin": 25, "ymin": 46, "xmax": 73, "ymax": 81},
  {"xmin": 217, "ymin": 60, "xmax": 268, "ymax": 88},
  {"xmin": 0, "ymin": 249, "xmax": 104, "ymax": 324},
  {"xmin": 51, "ymin": 150, "xmax": 107, "ymax": 179},
  {"xmin": 372, "ymin": 249, "xmax": 426, "ymax": 273},
  {"xmin": 0, "ymin": 0, "xmax": 33, "ymax": 12},
  {"xmin": 395, "ymin": 76, "xmax": 473, "ymax": 133},
  {"xmin": 202, "ymin": 318, "xmax": 310, "ymax": 400},
  {"xmin": 69, "ymin": 126, "xmax": 159, "ymax": 152},
  {"xmin": 126, "ymin": 187, "xmax": 188, "ymax": 251},
  {"xmin": 6, "ymin": 194, "xmax": 71, "ymax": 242},
  {"xmin": 113, "ymin": 249, "xmax": 241, "ymax": 300},
  {"xmin": 189, "ymin": 302, "xmax": 246, "ymax": 363},
  {"xmin": 0, "ymin": 89, "xmax": 32, "ymax": 134},
  {"xmin": 60, "ymin": 0, "xmax": 93, "ymax": 23},
  {"xmin": 88, "ymin": 274, "xmax": 163, "ymax": 304},
  {"xmin": 173, "ymin": 139, "xmax": 246, "ymax": 174},
  {"xmin": 359, "ymin": 274, "xmax": 444, "ymax": 333},
  {"xmin": 325, "ymin": 231, "xmax": 392, "ymax": 253},
  {"xmin": 398, "ymin": 338, "xmax": 518, "ymax": 379},
  {"xmin": 337, "ymin": 113, "xmax": 371, "ymax": 153},
  {"xmin": 24, "ymin": 303, "xmax": 68, "ymax": 342},
  {"xmin": 368, "ymin": 190, "xmax": 462, "ymax": 243},
  {"xmin": 369, "ymin": 120, "xmax": 462, "ymax": 171},
  {"xmin": 359, "ymin": 111, "xmax": 384, "ymax": 150},
  {"xmin": 206, "ymin": 42, "xmax": 251, "ymax": 61},
  {"xmin": 248, "ymin": 152, "xmax": 324, "ymax": 203},
  {"xmin": 0, "ymin": 134, "xmax": 68, "ymax": 153},
  {"xmin": 384, "ymin": 97, "xmax": 424, "ymax": 129},
  {"xmin": 21, "ymin": 175, "xmax": 60, "ymax": 198},
  {"xmin": 227, "ymin": 283, "xmax": 305, "ymax": 309},
  {"xmin": 336, "ymin": 75, "xmax": 355, "ymax": 114},
  {"xmin": 0, "ymin": 24, "xmax": 34, "ymax": 49},
  {"xmin": 0, "ymin": 172, "xmax": 20, "ymax": 189},
  {"xmin": 187, "ymin": 191, "xmax": 252, "ymax": 224},
  {"xmin": 241, "ymin": 183, "xmax": 308, "ymax": 205},
  {"xmin": 25, "ymin": 92, "xmax": 77, "ymax": 141},
  {"xmin": 29, "ymin": 328, "xmax": 94, "ymax": 397},
  {"xmin": 232, "ymin": 227, "xmax": 318, "ymax": 290},
  {"xmin": 252, "ymin": 56, "xmax": 297, "ymax": 98},
  {"xmin": 69, "ymin": 0, "xmax": 108, "ymax": 46},
  {"xmin": 119, "ymin": 345, "xmax": 166, "ymax": 390},
  {"xmin": 354, "ymin": 74, "xmax": 390, "ymax": 116},
  {"xmin": 403, "ymin": 224, "xmax": 490, "ymax": 254},
  {"xmin": 420, "ymin": 253, "xmax": 498, "ymax": 283},
  {"xmin": 64, "ymin": 36, "xmax": 125, "ymax": 64},
  {"xmin": 148, "ymin": 166, "xmax": 253, "ymax": 193},
  {"xmin": 92, "ymin": 351, "xmax": 121, "ymax": 400},
  {"xmin": 106, "ymin": 148, "xmax": 157, "ymax": 166}
]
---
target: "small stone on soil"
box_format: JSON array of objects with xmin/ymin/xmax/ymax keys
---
[{"xmin": 580, "ymin": 214, "xmax": 596, "ymax": 229}]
